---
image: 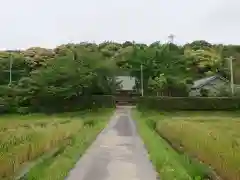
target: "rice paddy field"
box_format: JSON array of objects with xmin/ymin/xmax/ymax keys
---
[
  {"xmin": 0, "ymin": 109, "xmax": 113, "ymax": 180},
  {"xmin": 133, "ymin": 110, "xmax": 240, "ymax": 180}
]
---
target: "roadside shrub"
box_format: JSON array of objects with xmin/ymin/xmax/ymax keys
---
[
  {"xmin": 0, "ymin": 98, "xmax": 9, "ymax": 113},
  {"xmin": 200, "ymin": 88, "xmax": 209, "ymax": 97},
  {"xmin": 0, "ymin": 94, "xmax": 115, "ymax": 114},
  {"xmin": 137, "ymin": 96, "xmax": 240, "ymax": 110},
  {"xmin": 0, "ymin": 85, "xmax": 21, "ymax": 113},
  {"xmin": 16, "ymin": 107, "xmax": 31, "ymax": 114},
  {"xmin": 33, "ymin": 95, "xmax": 115, "ymax": 113}
]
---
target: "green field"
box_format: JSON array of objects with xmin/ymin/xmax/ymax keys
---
[
  {"xmin": 133, "ymin": 110, "xmax": 240, "ymax": 180},
  {"xmin": 0, "ymin": 109, "xmax": 113, "ymax": 180}
]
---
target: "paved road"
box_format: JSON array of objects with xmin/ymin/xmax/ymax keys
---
[{"xmin": 66, "ymin": 106, "xmax": 157, "ymax": 180}]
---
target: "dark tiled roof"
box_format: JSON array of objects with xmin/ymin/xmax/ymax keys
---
[{"xmin": 192, "ymin": 75, "xmax": 228, "ymax": 89}]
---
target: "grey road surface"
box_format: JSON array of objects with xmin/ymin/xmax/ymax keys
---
[{"xmin": 66, "ymin": 106, "xmax": 157, "ymax": 180}]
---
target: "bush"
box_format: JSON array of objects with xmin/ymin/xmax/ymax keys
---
[
  {"xmin": 16, "ymin": 107, "xmax": 31, "ymax": 114},
  {"xmin": 200, "ymin": 88, "xmax": 209, "ymax": 97},
  {"xmin": 0, "ymin": 98, "xmax": 9, "ymax": 113},
  {"xmin": 0, "ymin": 93, "xmax": 115, "ymax": 114},
  {"xmin": 137, "ymin": 96, "xmax": 240, "ymax": 110},
  {"xmin": 30, "ymin": 95, "xmax": 116, "ymax": 113},
  {"xmin": 0, "ymin": 85, "xmax": 21, "ymax": 113}
]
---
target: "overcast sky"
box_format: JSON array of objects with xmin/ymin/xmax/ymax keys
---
[{"xmin": 0, "ymin": 0, "xmax": 239, "ymax": 50}]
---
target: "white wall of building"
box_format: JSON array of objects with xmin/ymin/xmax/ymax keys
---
[{"xmin": 116, "ymin": 76, "xmax": 135, "ymax": 90}]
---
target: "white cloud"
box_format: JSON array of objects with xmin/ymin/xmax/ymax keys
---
[{"xmin": 0, "ymin": 0, "xmax": 239, "ymax": 49}]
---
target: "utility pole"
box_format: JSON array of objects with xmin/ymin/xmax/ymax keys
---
[
  {"xmin": 229, "ymin": 56, "xmax": 234, "ymax": 96},
  {"xmin": 70, "ymin": 49, "xmax": 75, "ymax": 61},
  {"xmin": 141, "ymin": 64, "xmax": 144, "ymax": 96},
  {"xmin": 9, "ymin": 52, "xmax": 13, "ymax": 86}
]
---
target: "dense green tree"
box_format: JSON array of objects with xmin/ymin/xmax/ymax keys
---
[
  {"xmin": 187, "ymin": 40, "xmax": 212, "ymax": 50},
  {"xmin": 1, "ymin": 40, "xmax": 240, "ymax": 113}
]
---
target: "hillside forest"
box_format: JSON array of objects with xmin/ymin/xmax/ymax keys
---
[{"xmin": 0, "ymin": 40, "xmax": 240, "ymax": 112}]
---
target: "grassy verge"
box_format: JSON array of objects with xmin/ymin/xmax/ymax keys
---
[
  {"xmin": 132, "ymin": 110, "xmax": 211, "ymax": 180},
  {"xmin": 23, "ymin": 109, "xmax": 113, "ymax": 180}
]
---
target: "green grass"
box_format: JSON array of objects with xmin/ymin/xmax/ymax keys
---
[
  {"xmin": 23, "ymin": 109, "xmax": 113, "ymax": 180},
  {"xmin": 132, "ymin": 110, "xmax": 211, "ymax": 180}
]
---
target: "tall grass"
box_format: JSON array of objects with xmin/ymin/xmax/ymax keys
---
[
  {"xmin": 133, "ymin": 110, "xmax": 211, "ymax": 180},
  {"xmin": 0, "ymin": 109, "xmax": 113, "ymax": 179},
  {"xmin": 25, "ymin": 109, "xmax": 112, "ymax": 180},
  {"xmin": 0, "ymin": 120, "xmax": 82, "ymax": 179},
  {"xmin": 157, "ymin": 119, "xmax": 240, "ymax": 180},
  {"xmin": 133, "ymin": 110, "xmax": 192, "ymax": 179}
]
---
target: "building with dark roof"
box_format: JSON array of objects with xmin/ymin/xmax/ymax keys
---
[{"xmin": 189, "ymin": 75, "xmax": 230, "ymax": 96}]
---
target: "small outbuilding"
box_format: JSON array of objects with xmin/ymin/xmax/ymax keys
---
[{"xmin": 189, "ymin": 75, "xmax": 230, "ymax": 97}]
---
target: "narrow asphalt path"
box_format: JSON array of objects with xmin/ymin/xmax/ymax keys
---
[{"xmin": 66, "ymin": 106, "xmax": 157, "ymax": 180}]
